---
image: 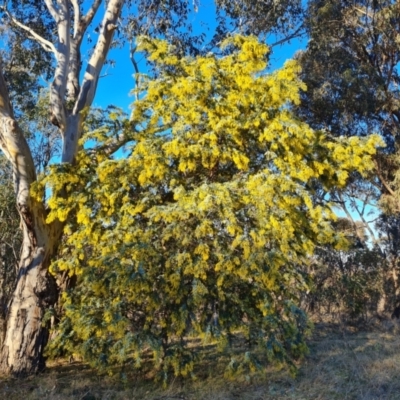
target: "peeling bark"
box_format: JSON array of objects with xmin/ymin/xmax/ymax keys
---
[
  {"xmin": 0, "ymin": 223, "xmax": 58, "ymax": 376},
  {"xmin": 0, "ymin": 65, "xmax": 60, "ymax": 375},
  {"xmin": 66, "ymin": 39, "xmax": 81, "ymax": 104}
]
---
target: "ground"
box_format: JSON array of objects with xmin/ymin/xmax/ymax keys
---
[{"xmin": 1, "ymin": 321, "xmax": 400, "ymax": 399}]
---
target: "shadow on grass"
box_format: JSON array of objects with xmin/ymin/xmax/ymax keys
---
[{"xmin": 1, "ymin": 324, "xmax": 400, "ymax": 399}]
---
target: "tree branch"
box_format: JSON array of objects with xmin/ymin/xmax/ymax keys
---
[
  {"xmin": 97, "ymin": 122, "xmax": 173, "ymax": 156},
  {"xmin": 62, "ymin": 0, "xmax": 125, "ymax": 163},
  {"xmin": 70, "ymin": 0, "xmax": 80, "ymax": 39},
  {"xmin": 74, "ymin": 0, "xmax": 124, "ymax": 115},
  {"xmin": 270, "ymin": 24, "xmax": 305, "ymax": 48},
  {"xmin": 66, "ymin": 1, "xmax": 103, "ymax": 103},
  {"xmin": 0, "ymin": 64, "xmax": 36, "ymax": 208},
  {"xmin": 374, "ymin": 159, "xmax": 396, "ymax": 196},
  {"xmin": 79, "ymin": 0, "xmax": 103, "ymax": 38},
  {"xmin": 335, "ymin": 192, "xmax": 365, "ymax": 245},
  {"xmin": 47, "ymin": 0, "xmax": 71, "ymax": 131},
  {"xmin": 3, "ymin": 9, "xmax": 56, "ymax": 54},
  {"xmin": 130, "ymin": 44, "xmax": 140, "ymax": 102},
  {"xmin": 44, "ymin": 0, "xmax": 60, "ymax": 23}
]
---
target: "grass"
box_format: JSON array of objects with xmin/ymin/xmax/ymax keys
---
[{"xmin": 2, "ymin": 320, "xmax": 400, "ymax": 399}]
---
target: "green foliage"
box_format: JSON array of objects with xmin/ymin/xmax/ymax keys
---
[
  {"xmin": 42, "ymin": 36, "xmax": 381, "ymax": 380},
  {"xmin": 308, "ymin": 243, "xmax": 388, "ymax": 319},
  {"xmin": 124, "ymin": 0, "xmax": 304, "ymax": 57},
  {"xmin": 298, "ymin": 0, "xmax": 400, "ymax": 143},
  {"xmin": 214, "ymin": 0, "xmax": 304, "ymax": 37},
  {"xmin": 0, "ymin": 157, "xmax": 21, "ymax": 323},
  {"xmin": 297, "ymin": 0, "xmax": 400, "ymax": 213}
]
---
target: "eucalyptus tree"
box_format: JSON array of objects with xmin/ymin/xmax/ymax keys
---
[
  {"xmin": 296, "ymin": 0, "xmax": 400, "ymax": 317},
  {"xmin": 0, "ymin": 0, "xmax": 125, "ymax": 377},
  {"xmin": 297, "ymin": 0, "xmax": 400, "ymax": 201}
]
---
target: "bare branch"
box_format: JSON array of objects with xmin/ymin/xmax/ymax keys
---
[
  {"xmin": 130, "ymin": 44, "xmax": 140, "ymax": 102},
  {"xmin": 66, "ymin": 1, "xmax": 103, "ymax": 103},
  {"xmin": 71, "ymin": 0, "xmax": 80, "ymax": 39},
  {"xmin": 97, "ymin": 122, "xmax": 173, "ymax": 156},
  {"xmin": 270, "ymin": 24, "xmax": 305, "ymax": 48},
  {"xmin": 74, "ymin": 0, "xmax": 124, "ymax": 115},
  {"xmin": 62, "ymin": 0, "xmax": 125, "ymax": 163},
  {"xmin": 374, "ymin": 160, "xmax": 396, "ymax": 196},
  {"xmin": 44, "ymin": 0, "xmax": 60, "ymax": 23},
  {"xmin": 80, "ymin": 0, "xmax": 103, "ymax": 38},
  {"xmin": 349, "ymin": 196, "xmax": 379, "ymax": 244},
  {"xmin": 336, "ymin": 192, "xmax": 365, "ymax": 244},
  {"xmin": 3, "ymin": 9, "xmax": 56, "ymax": 54}
]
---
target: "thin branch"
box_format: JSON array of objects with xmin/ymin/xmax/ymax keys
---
[
  {"xmin": 130, "ymin": 44, "xmax": 140, "ymax": 102},
  {"xmin": 3, "ymin": 9, "xmax": 56, "ymax": 54},
  {"xmin": 44, "ymin": 0, "xmax": 60, "ymax": 23},
  {"xmin": 80, "ymin": 0, "xmax": 103, "ymax": 37},
  {"xmin": 349, "ymin": 196, "xmax": 379, "ymax": 244},
  {"xmin": 270, "ymin": 24, "xmax": 305, "ymax": 48},
  {"xmin": 97, "ymin": 122, "xmax": 173, "ymax": 156},
  {"xmin": 353, "ymin": 6, "xmax": 374, "ymax": 19},
  {"xmin": 336, "ymin": 192, "xmax": 365, "ymax": 244},
  {"xmin": 374, "ymin": 159, "xmax": 396, "ymax": 196}
]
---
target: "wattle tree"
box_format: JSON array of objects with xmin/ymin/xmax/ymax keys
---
[{"xmin": 43, "ymin": 36, "xmax": 382, "ymax": 378}]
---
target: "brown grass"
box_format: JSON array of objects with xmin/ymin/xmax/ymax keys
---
[{"xmin": 2, "ymin": 321, "xmax": 400, "ymax": 399}]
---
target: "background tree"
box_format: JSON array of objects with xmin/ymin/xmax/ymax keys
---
[
  {"xmin": 296, "ymin": 0, "xmax": 400, "ymax": 315},
  {"xmin": 305, "ymin": 217, "xmax": 388, "ymax": 320},
  {"xmin": 298, "ymin": 0, "xmax": 399, "ymax": 142},
  {"xmin": 297, "ymin": 0, "xmax": 400, "ymax": 209}
]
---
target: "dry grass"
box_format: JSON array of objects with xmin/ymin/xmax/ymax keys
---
[{"xmin": 2, "ymin": 321, "xmax": 400, "ymax": 399}]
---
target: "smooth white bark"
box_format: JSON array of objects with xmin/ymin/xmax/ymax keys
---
[{"xmin": 63, "ymin": 0, "xmax": 124, "ymax": 162}]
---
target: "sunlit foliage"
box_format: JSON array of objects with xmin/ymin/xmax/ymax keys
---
[{"xmin": 38, "ymin": 36, "xmax": 382, "ymax": 380}]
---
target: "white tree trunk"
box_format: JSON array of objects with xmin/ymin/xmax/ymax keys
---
[{"xmin": 0, "ymin": 0, "xmax": 125, "ymax": 375}]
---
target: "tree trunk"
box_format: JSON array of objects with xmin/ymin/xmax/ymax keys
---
[
  {"xmin": 0, "ymin": 0, "xmax": 125, "ymax": 376},
  {"xmin": 0, "ymin": 213, "xmax": 59, "ymax": 376}
]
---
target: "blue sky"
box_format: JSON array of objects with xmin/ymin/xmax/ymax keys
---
[{"xmin": 93, "ymin": 3, "xmax": 307, "ymax": 112}]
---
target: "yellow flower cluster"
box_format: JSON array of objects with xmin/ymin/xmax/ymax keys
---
[{"xmin": 43, "ymin": 35, "xmax": 382, "ymax": 377}]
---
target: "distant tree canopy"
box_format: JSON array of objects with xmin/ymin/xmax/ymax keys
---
[
  {"xmin": 297, "ymin": 0, "xmax": 400, "ymax": 212},
  {"xmin": 39, "ymin": 36, "xmax": 381, "ymax": 378}
]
